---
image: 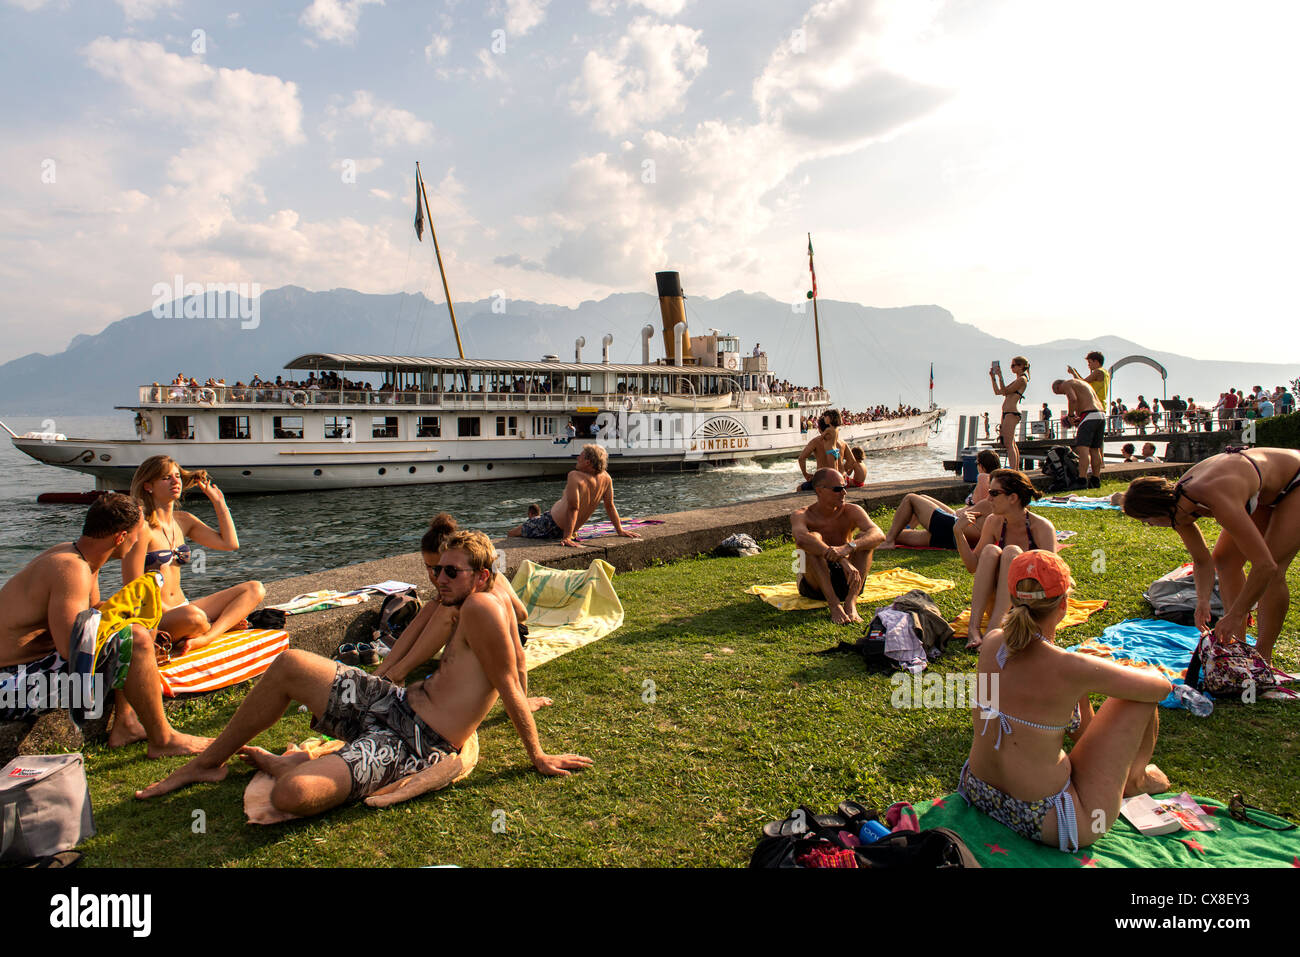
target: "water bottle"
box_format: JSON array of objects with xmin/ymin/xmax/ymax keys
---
[
  {"xmin": 1172, "ymin": 682, "xmax": 1214, "ymax": 717},
  {"xmin": 858, "ymin": 819, "xmax": 891, "ymax": 844}
]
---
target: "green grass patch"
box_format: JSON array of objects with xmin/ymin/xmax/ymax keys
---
[{"xmin": 78, "ymin": 480, "xmax": 1300, "ymax": 867}]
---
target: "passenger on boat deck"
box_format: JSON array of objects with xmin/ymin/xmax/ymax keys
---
[
  {"xmin": 1122, "ymin": 446, "xmax": 1300, "ymax": 662},
  {"xmin": 0, "ymin": 493, "xmax": 212, "ymax": 758},
  {"xmin": 962, "ymin": 550, "xmax": 1171, "ymax": 853},
  {"xmin": 137, "ymin": 528, "xmax": 591, "ymax": 812},
  {"xmin": 507, "ymin": 444, "xmax": 641, "ymax": 547},
  {"xmin": 795, "ymin": 409, "xmax": 846, "ymax": 491},
  {"xmin": 790, "ymin": 468, "xmax": 885, "ymax": 625},
  {"xmin": 955, "ymin": 468, "xmax": 1056, "ymax": 650},
  {"xmin": 122, "ymin": 455, "xmax": 265, "ymax": 658}
]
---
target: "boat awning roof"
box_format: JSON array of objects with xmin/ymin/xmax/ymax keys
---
[{"xmin": 284, "ymin": 354, "xmax": 724, "ymax": 376}]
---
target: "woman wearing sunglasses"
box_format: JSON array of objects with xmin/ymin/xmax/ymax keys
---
[
  {"xmin": 962, "ymin": 550, "xmax": 1172, "ymax": 853},
  {"xmin": 956, "ymin": 468, "xmax": 1057, "ymax": 649},
  {"xmin": 992, "ymin": 356, "xmax": 1030, "ymax": 470},
  {"xmin": 123, "ymin": 455, "xmax": 265, "ymax": 658}
]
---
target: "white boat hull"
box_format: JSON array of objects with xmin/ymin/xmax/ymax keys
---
[{"xmin": 10, "ymin": 410, "xmax": 941, "ymax": 493}]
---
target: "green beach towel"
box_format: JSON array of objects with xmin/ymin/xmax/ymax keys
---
[{"xmin": 916, "ymin": 793, "xmax": 1300, "ymax": 867}]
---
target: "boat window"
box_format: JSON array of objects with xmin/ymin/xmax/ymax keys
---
[
  {"xmin": 496, "ymin": 415, "xmax": 519, "ymax": 437},
  {"xmin": 325, "ymin": 416, "xmax": 353, "ymax": 439},
  {"xmin": 164, "ymin": 416, "xmax": 194, "ymax": 440},
  {"xmin": 762, "ymin": 416, "xmax": 768, "ymax": 430},
  {"xmin": 273, "ymin": 416, "xmax": 303, "ymax": 440},
  {"xmin": 371, "ymin": 416, "xmax": 399, "ymax": 438},
  {"xmin": 218, "ymin": 415, "xmax": 250, "ymax": 440},
  {"xmin": 457, "ymin": 416, "xmax": 481, "ymax": 437},
  {"xmin": 532, "ymin": 416, "xmax": 555, "ymax": 436},
  {"xmin": 417, "ymin": 415, "xmax": 441, "ymax": 438}
]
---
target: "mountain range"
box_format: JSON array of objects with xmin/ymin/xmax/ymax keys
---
[{"xmin": 0, "ymin": 285, "xmax": 1294, "ymax": 418}]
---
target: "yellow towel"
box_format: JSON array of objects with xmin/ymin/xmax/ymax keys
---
[
  {"xmin": 96, "ymin": 573, "xmax": 164, "ymax": 657},
  {"xmin": 510, "ymin": 559, "xmax": 625, "ymax": 670},
  {"xmin": 744, "ymin": 567, "xmax": 956, "ymax": 611},
  {"xmin": 950, "ymin": 597, "xmax": 1108, "ymax": 638}
]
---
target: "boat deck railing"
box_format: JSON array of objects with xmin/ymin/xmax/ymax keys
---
[{"xmin": 133, "ymin": 386, "xmax": 831, "ymax": 413}]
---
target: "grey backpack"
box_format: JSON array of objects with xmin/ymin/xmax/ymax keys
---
[{"xmin": 0, "ymin": 753, "xmax": 95, "ymax": 863}]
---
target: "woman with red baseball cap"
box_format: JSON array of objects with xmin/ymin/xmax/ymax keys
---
[{"xmin": 959, "ymin": 551, "xmax": 1174, "ymax": 852}]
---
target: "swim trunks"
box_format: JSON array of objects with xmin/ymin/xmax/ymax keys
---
[
  {"xmin": 797, "ymin": 563, "xmax": 850, "ymax": 602},
  {"xmin": 0, "ymin": 637, "xmax": 119, "ymax": 723},
  {"xmin": 311, "ymin": 664, "xmax": 459, "ymax": 800},
  {"xmin": 1074, "ymin": 411, "xmax": 1105, "ymax": 449},
  {"xmin": 520, "ymin": 510, "xmax": 564, "ymax": 539},
  {"xmin": 928, "ymin": 508, "xmax": 958, "ymax": 549}
]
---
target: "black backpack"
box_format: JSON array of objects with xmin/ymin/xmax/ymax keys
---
[
  {"xmin": 1042, "ymin": 445, "xmax": 1081, "ymax": 492},
  {"xmin": 751, "ymin": 804, "xmax": 979, "ymax": 869}
]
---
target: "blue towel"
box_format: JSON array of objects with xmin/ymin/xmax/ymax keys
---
[
  {"xmin": 1036, "ymin": 497, "xmax": 1121, "ymax": 511},
  {"xmin": 1069, "ymin": 619, "xmax": 1201, "ymax": 708}
]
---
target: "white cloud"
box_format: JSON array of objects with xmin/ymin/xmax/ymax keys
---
[
  {"xmin": 569, "ymin": 17, "xmax": 708, "ymax": 135},
  {"xmin": 115, "ymin": 0, "xmax": 178, "ymax": 18},
  {"xmin": 227, "ymin": 11, "xmax": 242, "ymax": 26},
  {"xmin": 505, "ymin": 0, "xmax": 549, "ymax": 36},
  {"xmin": 322, "ymin": 91, "xmax": 433, "ymax": 147},
  {"xmin": 476, "ymin": 48, "xmax": 503, "ymax": 80},
  {"xmin": 4, "ymin": 0, "xmax": 54, "ymax": 10},
  {"xmin": 299, "ymin": 0, "xmax": 384, "ymax": 44},
  {"xmin": 424, "ymin": 33, "xmax": 450, "ymax": 60},
  {"xmin": 369, "ymin": 188, "xmax": 393, "ymax": 200},
  {"xmin": 587, "ymin": 0, "xmax": 688, "ymax": 15}
]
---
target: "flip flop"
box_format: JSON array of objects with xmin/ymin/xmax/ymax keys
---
[{"xmin": 837, "ymin": 800, "xmax": 876, "ymax": 826}]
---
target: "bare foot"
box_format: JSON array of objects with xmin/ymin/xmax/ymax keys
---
[
  {"xmin": 527, "ymin": 696, "xmax": 554, "ymax": 712},
  {"xmin": 1126, "ymin": 763, "xmax": 1170, "ymax": 797},
  {"xmin": 829, "ymin": 603, "xmax": 852, "ymax": 625},
  {"xmin": 145, "ymin": 732, "xmax": 214, "ymax": 759},
  {"xmin": 108, "ymin": 710, "xmax": 148, "ymax": 748},
  {"xmin": 878, "ymin": 539, "xmax": 898, "ymax": 550},
  {"xmin": 965, "ymin": 629, "xmax": 983, "ymax": 650},
  {"xmin": 135, "ymin": 757, "xmax": 228, "ymax": 799},
  {"xmin": 846, "ymin": 604, "xmax": 864, "ymax": 624},
  {"xmin": 239, "ymin": 745, "xmax": 314, "ymax": 777}
]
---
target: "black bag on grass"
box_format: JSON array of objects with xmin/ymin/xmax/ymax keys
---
[
  {"xmin": 1042, "ymin": 446, "xmax": 1081, "ymax": 492},
  {"xmin": 751, "ymin": 804, "xmax": 979, "ymax": 869}
]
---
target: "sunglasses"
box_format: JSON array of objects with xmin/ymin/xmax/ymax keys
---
[
  {"xmin": 1228, "ymin": 793, "xmax": 1297, "ymax": 831},
  {"xmin": 820, "ymin": 484, "xmax": 848, "ymax": 493},
  {"xmin": 430, "ymin": 565, "xmax": 475, "ymax": 580}
]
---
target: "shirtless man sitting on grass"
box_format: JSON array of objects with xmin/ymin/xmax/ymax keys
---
[
  {"xmin": 791, "ymin": 468, "xmax": 885, "ymax": 625},
  {"xmin": 507, "ymin": 443, "xmax": 640, "ymax": 548},
  {"xmin": 0, "ymin": 493, "xmax": 210, "ymax": 758},
  {"xmin": 137, "ymin": 529, "xmax": 590, "ymax": 813}
]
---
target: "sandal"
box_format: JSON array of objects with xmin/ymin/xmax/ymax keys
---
[{"xmin": 334, "ymin": 642, "xmax": 360, "ymax": 665}]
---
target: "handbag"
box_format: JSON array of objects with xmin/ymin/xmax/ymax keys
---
[
  {"xmin": 1189, "ymin": 634, "xmax": 1277, "ymax": 697},
  {"xmin": 0, "ymin": 754, "xmax": 96, "ymax": 863}
]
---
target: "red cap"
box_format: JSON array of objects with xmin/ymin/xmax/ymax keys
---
[{"xmin": 1008, "ymin": 550, "xmax": 1074, "ymax": 600}]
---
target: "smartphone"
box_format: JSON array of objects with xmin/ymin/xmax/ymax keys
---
[{"xmin": 990, "ymin": 360, "xmax": 1001, "ymax": 375}]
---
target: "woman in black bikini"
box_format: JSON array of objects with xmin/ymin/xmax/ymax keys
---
[
  {"xmin": 956, "ymin": 468, "xmax": 1057, "ymax": 649},
  {"xmin": 122, "ymin": 455, "xmax": 265, "ymax": 657},
  {"xmin": 1123, "ymin": 447, "xmax": 1300, "ymax": 662},
  {"xmin": 992, "ymin": 356, "xmax": 1030, "ymax": 470}
]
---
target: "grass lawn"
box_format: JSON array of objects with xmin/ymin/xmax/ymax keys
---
[{"xmin": 80, "ymin": 480, "xmax": 1300, "ymax": 867}]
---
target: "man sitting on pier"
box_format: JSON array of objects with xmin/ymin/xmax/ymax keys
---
[
  {"xmin": 137, "ymin": 529, "xmax": 592, "ymax": 812},
  {"xmin": 507, "ymin": 444, "xmax": 641, "ymax": 548},
  {"xmin": 1053, "ymin": 377, "xmax": 1106, "ymax": 488},
  {"xmin": 790, "ymin": 468, "xmax": 885, "ymax": 625},
  {"xmin": 0, "ymin": 493, "xmax": 211, "ymax": 757}
]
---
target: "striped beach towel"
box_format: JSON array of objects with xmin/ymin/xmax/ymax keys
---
[
  {"xmin": 157, "ymin": 628, "xmax": 290, "ymax": 697},
  {"xmin": 510, "ymin": 559, "xmax": 625, "ymax": 669}
]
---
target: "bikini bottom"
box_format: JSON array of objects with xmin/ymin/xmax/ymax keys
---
[{"xmin": 958, "ymin": 760, "xmax": 1080, "ymax": 852}]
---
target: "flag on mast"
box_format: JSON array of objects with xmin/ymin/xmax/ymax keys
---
[
  {"xmin": 930, "ymin": 363, "xmax": 934, "ymax": 391},
  {"xmin": 807, "ymin": 233, "xmax": 817, "ymax": 300},
  {"xmin": 413, "ymin": 166, "xmax": 425, "ymax": 241}
]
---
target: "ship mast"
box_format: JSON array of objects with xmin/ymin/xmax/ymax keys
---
[
  {"xmin": 807, "ymin": 233, "xmax": 823, "ymax": 389},
  {"xmin": 415, "ymin": 162, "xmax": 465, "ymax": 359}
]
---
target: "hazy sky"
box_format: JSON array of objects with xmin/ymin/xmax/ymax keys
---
[{"xmin": 1, "ymin": 0, "xmax": 1297, "ymax": 366}]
